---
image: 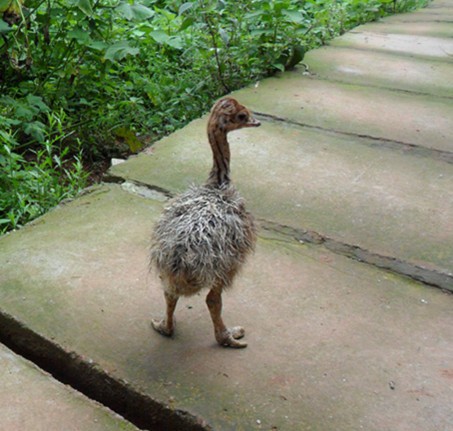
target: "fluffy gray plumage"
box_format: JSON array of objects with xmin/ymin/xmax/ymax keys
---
[{"xmin": 150, "ymin": 183, "xmax": 256, "ymax": 296}]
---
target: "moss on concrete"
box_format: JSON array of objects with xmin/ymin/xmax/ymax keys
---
[
  {"xmin": 1, "ymin": 183, "xmax": 452, "ymax": 430},
  {"xmin": 304, "ymin": 46, "xmax": 453, "ymax": 98},
  {"xmin": 108, "ymin": 119, "xmax": 453, "ymax": 278},
  {"xmin": 1, "ymin": 4, "xmax": 453, "ymax": 430}
]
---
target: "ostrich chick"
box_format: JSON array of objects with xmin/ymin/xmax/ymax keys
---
[{"xmin": 150, "ymin": 97, "xmax": 260, "ymax": 348}]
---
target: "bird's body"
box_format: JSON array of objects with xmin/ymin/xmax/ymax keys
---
[
  {"xmin": 151, "ymin": 183, "xmax": 256, "ymax": 295},
  {"xmin": 150, "ymin": 97, "xmax": 260, "ymax": 348}
]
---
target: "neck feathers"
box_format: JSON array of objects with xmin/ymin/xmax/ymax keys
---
[{"xmin": 206, "ymin": 121, "xmax": 231, "ymax": 187}]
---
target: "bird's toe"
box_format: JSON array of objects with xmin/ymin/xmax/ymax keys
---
[{"xmin": 151, "ymin": 318, "xmax": 174, "ymax": 337}]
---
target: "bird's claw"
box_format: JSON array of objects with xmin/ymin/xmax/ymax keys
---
[
  {"xmin": 217, "ymin": 326, "xmax": 247, "ymax": 348},
  {"xmin": 151, "ymin": 318, "xmax": 174, "ymax": 337}
]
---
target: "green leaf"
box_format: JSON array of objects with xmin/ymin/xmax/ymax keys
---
[
  {"xmin": 219, "ymin": 28, "xmax": 229, "ymax": 45},
  {"xmin": 179, "ymin": 2, "xmax": 193, "ymax": 15},
  {"xmin": 244, "ymin": 11, "xmax": 263, "ymax": 20},
  {"xmin": 285, "ymin": 45, "xmax": 305, "ymax": 69},
  {"xmin": 0, "ymin": 0, "xmax": 12, "ymax": 13},
  {"xmin": 114, "ymin": 127, "xmax": 143, "ymax": 153},
  {"xmin": 116, "ymin": 1, "xmax": 154, "ymax": 21},
  {"xmin": 77, "ymin": 0, "xmax": 93, "ymax": 16},
  {"xmin": 149, "ymin": 31, "xmax": 182, "ymax": 49},
  {"xmin": 68, "ymin": 29, "xmax": 91, "ymax": 44},
  {"xmin": 150, "ymin": 30, "xmax": 169, "ymax": 44},
  {"xmin": 15, "ymin": 105, "xmax": 35, "ymax": 121},
  {"xmin": 0, "ymin": 116, "xmax": 20, "ymax": 128},
  {"xmin": 179, "ymin": 16, "xmax": 194, "ymax": 31},
  {"xmin": 25, "ymin": 95, "xmax": 49, "ymax": 113},
  {"xmin": 0, "ymin": 20, "xmax": 11, "ymax": 33},
  {"xmin": 272, "ymin": 63, "xmax": 285, "ymax": 72},
  {"xmin": 88, "ymin": 41, "xmax": 107, "ymax": 51},
  {"xmin": 104, "ymin": 41, "xmax": 139, "ymax": 62},
  {"xmin": 0, "ymin": 0, "xmax": 21, "ymax": 14},
  {"xmin": 282, "ymin": 9, "xmax": 305, "ymax": 23},
  {"xmin": 23, "ymin": 121, "xmax": 46, "ymax": 142}
]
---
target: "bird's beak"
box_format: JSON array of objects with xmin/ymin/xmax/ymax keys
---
[{"xmin": 246, "ymin": 116, "xmax": 261, "ymax": 127}]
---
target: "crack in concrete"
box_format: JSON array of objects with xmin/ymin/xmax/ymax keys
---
[
  {"xmin": 351, "ymin": 19, "xmax": 453, "ymax": 24},
  {"xmin": 258, "ymin": 219, "xmax": 453, "ymax": 293},
  {"xmin": 319, "ymin": 39, "xmax": 453, "ymax": 68},
  {"xmin": 105, "ymin": 175, "xmax": 173, "ymax": 200},
  {"xmin": 121, "ymin": 181, "xmax": 170, "ymax": 201},
  {"xmin": 105, "ymin": 178, "xmax": 453, "ymax": 293},
  {"xmin": 254, "ymin": 112, "xmax": 453, "ymax": 164},
  {"xmin": 306, "ymin": 73, "xmax": 453, "ymax": 101},
  {"xmin": 0, "ymin": 311, "xmax": 212, "ymax": 431},
  {"xmin": 3, "ymin": 176, "xmax": 451, "ymax": 429}
]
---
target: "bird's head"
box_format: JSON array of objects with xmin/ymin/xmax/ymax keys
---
[{"xmin": 209, "ymin": 97, "xmax": 261, "ymax": 133}]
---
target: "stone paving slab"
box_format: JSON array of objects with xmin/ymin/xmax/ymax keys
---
[
  {"xmin": 353, "ymin": 20, "xmax": 453, "ymax": 38},
  {"xmin": 424, "ymin": 0, "xmax": 453, "ymax": 7},
  {"xmin": 238, "ymin": 74, "xmax": 453, "ymax": 153},
  {"xmin": 109, "ymin": 115, "xmax": 453, "ymax": 285},
  {"xmin": 382, "ymin": 3, "xmax": 453, "ymax": 22},
  {"xmin": 0, "ymin": 184, "xmax": 452, "ymax": 431},
  {"xmin": 331, "ymin": 31, "xmax": 453, "ymax": 60},
  {"xmin": 304, "ymin": 46, "xmax": 453, "ymax": 97},
  {"xmin": 0, "ymin": 343, "xmax": 139, "ymax": 431},
  {"xmin": 1, "ymin": 3, "xmax": 453, "ymax": 431}
]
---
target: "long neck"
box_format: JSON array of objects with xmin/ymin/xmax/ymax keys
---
[{"xmin": 206, "ymin": 121, "xmax": 231, "ymax": 187}]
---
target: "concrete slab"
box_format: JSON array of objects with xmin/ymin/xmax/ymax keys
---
[
  {"xmin": 1, "ymin": 3, "xmax": 452, "ymax": 430},
  {"xmin": 235, "ymin": 74, "xmax": 453, "ymax": 153},
  {"xmin": 353, "ymin": 20, "xmax": 453, "ymax": 38},
  {"xmin": 424, "ymin": 0, "xmax": 453, "ymax": 7},
  {"xmin": 108, "ymin": 120, "xmax": 453, "ymax": 286},
  {"xmin": 382, "ymin": 4, "xmax": 453, "ymax": 22},
  {"xmin": 356, "ymin": 0, "xmax": 453, "ymax": 36},
  {"xmin": 0, "ymin": 184, "xmax": 452, "ymax": 431},
  {"xmin": 304, "ymin": 46, "xmax": 453, "ymax": 97},
  {"xmin": 331, "ymin": 31, "xmax": 453, "ymax": 60},
  {"xmin": 0, "ymin": 343, "xmax": 139, "ymax": 431}
]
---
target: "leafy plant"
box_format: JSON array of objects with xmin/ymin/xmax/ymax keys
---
[
  {"xmin": 0, "ymin": 111, "xmax": 88, "ymax": 234},
  {"xmin": 0, "ymin": 0, "xmax": 430, "ymax": 234}
]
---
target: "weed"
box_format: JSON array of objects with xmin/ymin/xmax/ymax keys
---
[{"xmin": 0, "ymin": 111, "xmax": 88, "ymax": 234}]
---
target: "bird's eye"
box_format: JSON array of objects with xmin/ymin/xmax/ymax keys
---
[{"xmin": 237, "ymin": 113, "xmax": 247, "ymax": 122}]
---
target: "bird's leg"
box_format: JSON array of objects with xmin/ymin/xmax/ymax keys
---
[
  {"xmin": 152, "ymin": 291, "xmax": 178, "ymax": 337},
  {"xmin": 206, "ymin": 287, "xmax": 247, "ymax": 348}
]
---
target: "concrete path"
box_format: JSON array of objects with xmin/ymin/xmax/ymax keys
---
[
  {"xmin": 1, "ymin": 2, "xmax": 452, "ymax": 430},
  {"xmin": 0, "ymin": 344, "xmax": 140, "ymax": 430}
]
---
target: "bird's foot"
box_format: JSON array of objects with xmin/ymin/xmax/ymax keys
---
[
  {"xmin": 216, "ymin": 326, "xmax": 247, "ymax": 348},
  {"xmin": 151, "ymin": 318, "xmax": 174, "ymax": 337}
]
